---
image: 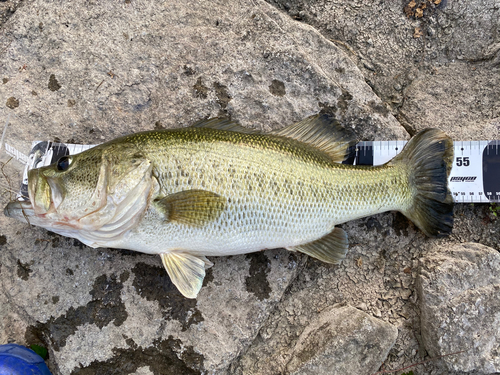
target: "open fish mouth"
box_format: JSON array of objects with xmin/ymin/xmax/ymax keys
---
[{"xmin": 4, "ymin": 199, "xmax": 35, "ymax": 223}]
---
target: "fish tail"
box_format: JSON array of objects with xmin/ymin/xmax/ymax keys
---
[{"xmin": 389, "ymin": 128, "xmax": 454, "ymax": 237}]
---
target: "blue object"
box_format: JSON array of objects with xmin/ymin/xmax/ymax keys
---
[{"xmin": 0, "ymin": 344, "xmax": 52, "ymax": 375}]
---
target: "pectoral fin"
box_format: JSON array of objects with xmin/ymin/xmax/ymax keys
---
[
  {"xmin": 154, "ymin": 190, "xmax": 226, "ymax": 227},
  {"xmin": 160, "ymin": 253, "xmax": 213, "ymax": 299},
  {"xmin": 289, "ymin": 227, "xmax": 349, "ymax": 264}
]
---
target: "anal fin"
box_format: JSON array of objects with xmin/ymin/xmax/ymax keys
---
[
  {"xmin": 290, "ymin": 227, "xmax": 349, "ymax": 264},
  {"xmin": 160, "ymin": 253, "xmax": 213, "ymax": 299}
]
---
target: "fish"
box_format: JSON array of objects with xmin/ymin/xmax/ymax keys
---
[{"xmin": 4, "ymin": 115, "xmax": 454, "ymax": 298}]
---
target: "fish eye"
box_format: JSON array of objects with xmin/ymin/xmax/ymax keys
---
[{"xmin": 56, "ymin": 156, "xmax": 71, "ymax": 171}]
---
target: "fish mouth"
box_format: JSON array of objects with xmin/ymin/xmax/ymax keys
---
[
  {"xmin": 28, "ymin": 168, "xmax": 56, "ymax": 215},
  {"xmin": 4, "ymin": 199, "xmax": 35, "ymax": 223},
  {"xmin": 4, "ymin": 167, "xmax": 54, "ymax": 223}
]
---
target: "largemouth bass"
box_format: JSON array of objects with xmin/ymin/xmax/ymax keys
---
[{"xmin": 4, "ymin": 115, "xmax": 454, "ymax": 298}]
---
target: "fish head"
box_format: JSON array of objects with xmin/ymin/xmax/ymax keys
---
[
  {"xmin": 28, "ymin": 147, "xmax": 105, "ymax": 220},
  {"xmin": 5, "ymin": 141, "xmax": 155, "ymax": 245}
]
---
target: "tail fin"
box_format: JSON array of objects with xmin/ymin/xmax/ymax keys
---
[{"xmin": 389, "ymin": 128, "xmax": 454, "ymax": 237}]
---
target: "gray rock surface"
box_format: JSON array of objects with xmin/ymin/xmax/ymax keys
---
[
  {"xmin": 418, "ymin": 242, "xmax": 500, "ymax": 374},
  {"xmin": 0, "ymin": 0, "xmax": 403, "ymax": 374},
  {"xmin": 287, "ymin": 305, "xmax": 397, "ymax": 375},
  {"xmin": 1, "ymin": 216, "xmax": 302, "ymax": 374},
  {"xmin": 0, "ymin": 0, "xmax": 22, "ymax": 27},
  {"xmin": 234, "ymin": 304, "xmax": 398, "ymax": 375},
  {"xmin": 229, "ymin": 213, "xmax": 427, "ymax": 375},
  {"xmin": 266, "ymin": 0, "xmax": 500, "ymax": 140},
  {"xmin": 0, "ymin": 0, "xmax": 499, "ymax": 374},
  {"xmin": 0, "ymin": 0, "xmax": 405, "ymax": 148}
]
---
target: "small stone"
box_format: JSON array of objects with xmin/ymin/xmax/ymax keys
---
[
  {"xmin": 6, "ymin": 97, "xmax": 19, "ymax": 109},
  {"xmin": 401, "ymin": 278, "xmax": 411, "ymax": 289},
  {"xmin": 400, "ymin": 289, "xmax": 412, "ymax": 300},
  {"xmin": 356, "ymin": 303, "xmax": 368, "ymax": 311}
]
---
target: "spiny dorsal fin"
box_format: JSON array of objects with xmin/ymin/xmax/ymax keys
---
[
  {"xmin": 270, "ymin": 114, "xmax": 356, "ymax": 163},
  {"xmin": 154, "ymin": 189, "xmax": 226, "ymax": 227},
  {"xmin": 190, "ymin": 118, "xmax": 259, "ymax": 134},
  {"xmin": 289, "ymin": 227, "xmax": 349, "ymax": 264},
  {"xmin": 160, "ymin": 253, "xmax": 213, "ymax": 298}
]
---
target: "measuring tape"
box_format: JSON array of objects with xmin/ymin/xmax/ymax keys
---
[
  {"xmin": 350, "ymin": 140, "xmax": 500, "ymax": 203},
  {"xmin": 10, "ymin": 140, "xmax": 500, "ymax": 204}
]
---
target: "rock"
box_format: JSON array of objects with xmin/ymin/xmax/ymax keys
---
[
  {"xmin": 0, "ymin": 0, "xmax": 404, "ymax": 374},
  {"xmin": 0, "ymin": 0, "xmax": 22, "ymax": 27},
  {"xmin": 266, "ymin": 0, "xmax": 500, "ymax": 139},
  {"xmin": 401, "ymin": 66, "xmax": 500, "ymax": 140},
  {"xmin": 0, "ymin": 0, "xmax": 405, "ymax": 150},
  {"xmin": 257, "ymin": 2, "xmax": 500, "ymax": 372},
  {"xmin": 418, "ymin": 242, "xmax": 500, "ymax": 374},
  {"xmin": 230, "ymin": 303, "xmax": 398, "ymax": 375},
  {"xmin": 1, "ymin": 0, "xmax": 499, "ymax": 374},
  {"xmin": 286, "ymin": 305, "xmax": 398, "ymax": 375},
  {"xmin": 0, "ymin": 216, "xmax": 302, "ymax": 374}
]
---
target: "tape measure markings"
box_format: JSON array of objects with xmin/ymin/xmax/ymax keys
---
[{"xmin": 354, "ymin": 140, "xmax": 499, "ymax": 203}]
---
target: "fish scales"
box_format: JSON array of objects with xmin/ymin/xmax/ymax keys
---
[
  {"xmin": 118, "ymin": 128, "xmax": 409, "ymax": 256},
  {"xmin": 4, "ymin": 115, "xmax": 453, "ymax": 298}
]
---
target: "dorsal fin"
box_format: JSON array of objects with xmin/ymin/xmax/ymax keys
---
[
  {"xmin": 190, "ymin": 118, "xmax": 259, "ymax": 134},
  {"xmin": 270, "ymin": 114, "xmax": 356, "ymax": 163},
  {"xmin": 190, "ymin": 115, "xmax": 356, "ymax": 163}
]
